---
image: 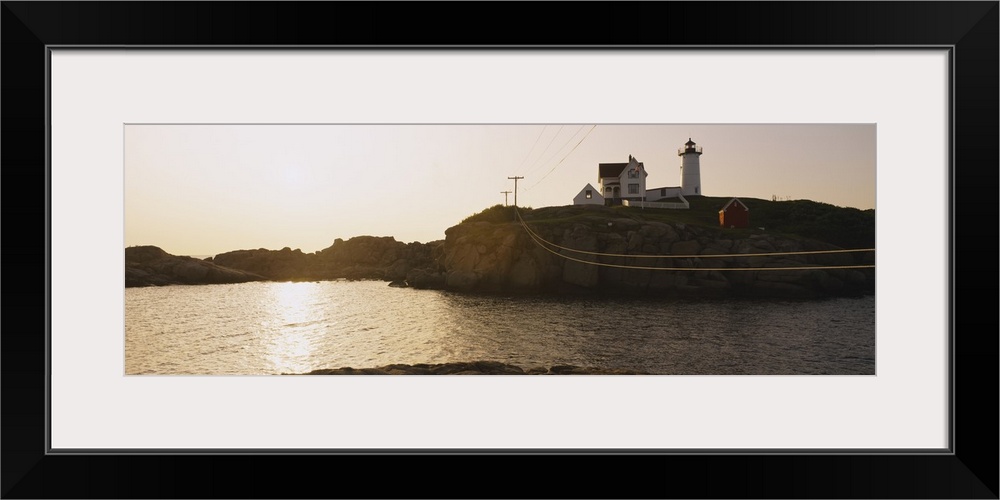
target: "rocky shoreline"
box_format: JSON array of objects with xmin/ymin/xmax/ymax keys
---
[
  {"xmin": 125, "ymin": 245, "xmax": 267, "ymax": 287},
  {"xmin": 291, "ymin": 361, "xmax": 649, "ymax": 375},
  {"xmin": 127, "ymin": 204, "xmax": 874, "ymax": 298}
]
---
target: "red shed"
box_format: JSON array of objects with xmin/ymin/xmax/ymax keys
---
[{"xmin": 719, "ymin": 197, "xmax": 749, "ymax": 228}]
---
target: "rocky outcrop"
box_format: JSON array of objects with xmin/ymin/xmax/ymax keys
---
[
  {"xmin": 294, "ymin": 361, "xmax": 648, "ymax": 375},
  {"xmin": 432, "ymin": 206, "xmax": 875, "ymax": 298},
  {"xmin": 125, "ymin": 246, "xmax": 267, "ymax": 287},
  {"xmin": 209, "ymin": 236, "xmax": 442, "ymax": 282},
  {"xmin": 316, "ymin": 236, "xmax": 441, "ymax": 281},
  {"xmin": 128, "ymin": 202, "xmax": 874, "ymax": 296},
  {"xmin": 206, "ymin": 247, "xmax": 313, "ymax": 281},
  {"xmin": 404, "ymin": 267, "xmax": 447, "ymax": 289}
]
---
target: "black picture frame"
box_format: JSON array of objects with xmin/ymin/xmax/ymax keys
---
[{"xmin": 3, "ymin": 2, "xmax": 997, "ymax": 498}]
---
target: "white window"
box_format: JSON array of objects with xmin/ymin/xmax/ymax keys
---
[
  {"xmin": 628, "ymin": 184, "xmax": 639, "ymax": 194},
  {"xmin": 585, "ymin": 190, "xmax": 592, "ymax": 199}
]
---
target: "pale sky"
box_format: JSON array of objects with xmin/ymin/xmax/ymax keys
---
[{"xmin": 125, "ymin": 124, "xmax": 875, "ymax": 256}]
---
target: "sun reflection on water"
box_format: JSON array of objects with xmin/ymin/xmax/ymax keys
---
[
  {"xmin": 265, "ymin": 282, "xmax": 323, "ymax": 374},
  {"xmin": 126, "ymin": 281, "xmax": 875, "ymax": 375}
]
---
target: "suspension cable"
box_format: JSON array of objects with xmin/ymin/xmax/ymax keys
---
[{"xmin": 514, "ymin": 207, "xmax": 875, "ymax": 271}]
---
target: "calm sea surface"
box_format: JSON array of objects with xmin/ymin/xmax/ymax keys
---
[{"xmin": 125, "ymin": 280, "xmax": 875, "ymax": 375}]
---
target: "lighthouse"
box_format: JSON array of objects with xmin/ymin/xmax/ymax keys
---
[{"xmin": 678, "ymin": 138, "xmax": 703, "ymax": 196}]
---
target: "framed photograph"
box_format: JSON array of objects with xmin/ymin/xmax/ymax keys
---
[{"xmin": 3, "ymin": 2, "xmax": 996, "ymax": 498}]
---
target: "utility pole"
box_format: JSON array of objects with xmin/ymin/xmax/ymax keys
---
[
  {"xmin": 507, "ymin": 176, "xmax": 524, "ymax": 207},
  {"xmin": 500, "ymin": 191, "xmax": 512, "ymax": 206}
]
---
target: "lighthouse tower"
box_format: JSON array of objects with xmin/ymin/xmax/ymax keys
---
[{"xmin": 678, "ymin": 138, "xmax": 703, "ymax": 196}]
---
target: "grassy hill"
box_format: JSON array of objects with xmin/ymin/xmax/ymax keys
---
[{"xmin": 463, "ymin": 196, "xmax": 875, "ymax": 250}]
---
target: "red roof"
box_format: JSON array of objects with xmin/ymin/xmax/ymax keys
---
[{"xmin": 720, "ymin": 198, "xmax": 748, "ymax": 211}]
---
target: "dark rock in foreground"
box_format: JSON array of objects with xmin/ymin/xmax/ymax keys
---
[{"xmin": 292, "ymin": 361, "xmax": 649, "ymax": 375}]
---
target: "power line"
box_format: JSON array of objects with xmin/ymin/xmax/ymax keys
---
[
  {"xmin": 525, "ymin": 125, "xmax": 585, "ymax": 178},
  {"xmin": 514, "ymin": 125, "xmax": 547, "ymax": 173},
  {"xmin": 528, "ymin": 125, "xmax": 598, "ymax": 189},
  {"xmin": 522, "ymin": 125, "xmax": 564, "ymax": 176},
  {"xmin": 520, "ymin": 223, "xmax": 874, "ymax": 272},
  {"xmin": 518, "ymin": 214, "xmax": 874, "ymax": 258},
  {"xmin": 514, "ymin": 208, "xmax": 875, "ymax": 271}
]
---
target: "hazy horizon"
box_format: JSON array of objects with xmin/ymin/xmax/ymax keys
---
[{"xmin": 125, "ymin": 124, "xmax": 876, "ymax": 256}]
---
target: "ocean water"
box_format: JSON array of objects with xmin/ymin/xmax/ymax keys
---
[{"xmin": 125, "ymin": 280, "xmax": 876, "ymax": 375}]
